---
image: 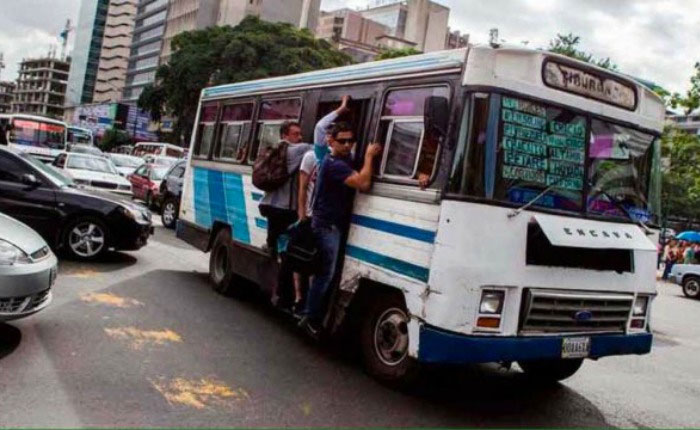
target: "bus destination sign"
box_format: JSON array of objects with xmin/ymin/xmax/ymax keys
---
[{"xmin": 543, "ymin": 60, "xmax": 637, "ymax": 111}]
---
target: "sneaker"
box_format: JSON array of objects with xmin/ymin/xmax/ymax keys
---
[{"xmin": 298, "ymin": 317, "xmax": 321, "ymax": 340}]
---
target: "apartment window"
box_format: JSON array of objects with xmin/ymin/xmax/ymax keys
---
[
  {"xmin": 132, "ymin": 56, "xmax": 159, "ymax": 71},
  {"xmin": 215, "ymin": 102, "xmax": 254, "ymax": 163},
  {"xmin": 133, "ymin": 41, "xmax": 161, "ymax": 57},
  {"xmin": 133, "ymin": 25, "xmax": 164, "ymax": 43},
  {"xmin": 137, "ymin": 10, "xmax": 167, "ymax": 28}
]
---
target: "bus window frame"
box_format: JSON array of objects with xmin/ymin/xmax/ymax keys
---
[
  {"xmin": 247, "ymin": 96, "xmax": 303, "ymax": 164},
  {"xmin": 212, "ymin": 99, "xmax": 256, "ymax": 164},
  {"xmin": 192, "ymin": 102, "xmax": 221, "ymax": 161},
  {"xmin": 373, "ymin": 83, "xmax": 451, "ymax": 188}
]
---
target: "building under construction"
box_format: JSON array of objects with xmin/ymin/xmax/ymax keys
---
[{"xmin": 11, "ymin": 56, "xmax": 71, "ymax": 119}]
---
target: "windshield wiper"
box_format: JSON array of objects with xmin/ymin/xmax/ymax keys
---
[
  {"xmin": 587, "ymin": 181, "xmax": 653, "ymax": 235},
  {"xmin": 507, "ymin": 175, "xmax": 578, "ymax": 219}
]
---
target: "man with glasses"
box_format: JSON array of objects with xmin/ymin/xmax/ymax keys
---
[{"xmin": 299, "ymin": 122, "xmax": 382, "ymax": 333}]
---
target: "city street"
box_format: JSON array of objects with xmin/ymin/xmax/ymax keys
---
[{"xmin": 0, "ymin": 224, "xmax": 697, "ymax": 428}]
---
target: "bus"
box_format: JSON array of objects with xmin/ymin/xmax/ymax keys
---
[
  {"xmin": 67, "ymin": 126, "xmax": 94, "ymax": 146},
  {"xmin": 0, "ymin": 114, "xmax": 67, "ymax": 162},
  {"xmin": 176, "ymin": 46, "xmax": 665, "ymax": 385}
]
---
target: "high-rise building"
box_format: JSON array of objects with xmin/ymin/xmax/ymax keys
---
[
  {"xmin": 66, "ymin": 0, "xmax": 110, "ymax": 106},
  {"xmin": 93, "ymin": 0, "xmax": 139, "ymax": 103},
  {"xmin": 316, "ymin": 8, "xmax": 394, "ymax": 62},
  {"xmin": 0, "ymin": 82, "xmax": 15, "ymax": 113},
  {"xmin": 12, "ymin": 56, "xmax": 71, "ymax": 119},
  {"xmin": 122, "ymin": 0, "xmax": 170, "ymax": 103}
]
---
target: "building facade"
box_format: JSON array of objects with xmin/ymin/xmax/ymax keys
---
[
  {"xmin": 66, "ymin": 0, "xmax": 110, "ymax": 106},
  {"xmin": 122, "ymin": 0, "xmax": 169, "ymax": 103},
  {"xmin": 316, "ymin": 8, "xmax": 391, "ymax": 62},
  {"xmin": 12, "ymin": 56, "xmax": 71, "ymax": 119},
  {"xmin": 0, "ymin": 81, "xmax": 15, "ymax": 114},
  {"xmin": 93, "ymin": 0, "xmax": 139, "ymax": 103},
  {"xmin": 667, "ymin": 113, "xmax": 700, "ymax": 136}
]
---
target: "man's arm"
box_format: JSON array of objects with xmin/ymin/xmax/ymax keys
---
[
  {"xmin": 344, "ymin": 143, "xmax": 383, "ymax": 192},
  {"xmin": 298, "ymin": 170, "xmax": 311, "ymax": 220},
  {"xmin": 313, "ymin": 96, "xmax": 351, "ymax": 146}
]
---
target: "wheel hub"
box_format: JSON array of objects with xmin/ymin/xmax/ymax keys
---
[
  {"xmin": 69, "ymin": 223, "xmax": 105, "ymax": 257},
  {"xmin": 374, "ymin": 308, "xmax": 409, "ymax": 366}
]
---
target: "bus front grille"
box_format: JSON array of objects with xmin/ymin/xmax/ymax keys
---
[{"xmin": 520, "ymin": 289, "xmax": 632, "ymax": 334}]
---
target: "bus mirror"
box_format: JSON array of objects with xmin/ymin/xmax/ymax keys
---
[{"xmin": 424, "ymin": 96, "xmax": 449, "ymax": 140}]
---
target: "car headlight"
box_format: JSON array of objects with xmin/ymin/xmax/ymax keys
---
[
  {"xmin": 479, "ymin": 290, "xmax": 505, "ymax": 314},
  {"xmin": 633, "ymin": 296, "xmax": 649, "ymax": 317},
  {"xmin": 0, "ymin": 239, "xmax": 32, "ymax": 265}
]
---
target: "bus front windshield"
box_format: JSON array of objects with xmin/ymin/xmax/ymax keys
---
[
  {"xmin": 11, "ymin": 119, "xmax": 66, "ymax": 149},
  {"xmin": 449, "ymin": 93, "xmax": 661, "ymax": 224}
]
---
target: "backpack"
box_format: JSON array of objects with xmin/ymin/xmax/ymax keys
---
[{"xmin": 252, "ymin": 141, "xmax": 290, "ymax": 192}]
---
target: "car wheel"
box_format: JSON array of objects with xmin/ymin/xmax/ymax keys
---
[
  {"xmin": 519, "ymin": 359, "xmax": 584, "ymax": 383},
  {"xmin": 161, "ymin": 198, "xmax": 178, "ymax": 229},
  {"xmin": 209, "ymin": 229, "xmax": 240, "ymax": 296},
  {"xmin": 359, "ymin": 293, "xmax": 420, "ymax": 388},
  {"xmin": 63, "ymin": 217, "xmax": 109, "ymax": 261},
  {"xmin": 682, "ymin": 276, "xmax": 700, "ymax": 299}
]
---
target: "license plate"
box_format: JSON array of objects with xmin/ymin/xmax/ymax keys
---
[{"xmin": 562, "ymin": 337, "xmax": 591, "ymax": 359}]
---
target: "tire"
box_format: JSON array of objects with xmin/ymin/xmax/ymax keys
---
[
  {"xmin": 62, "ymin": 216, "xmax": 109, "ymax": 261},
  {"xmin": 209, "ymin": 229, "xmax": 240, "ymax": 296},
  {"xmin": 682, "ymin": 276, "xmax": 700, "ymax": 299},
  {"xmin": 161, "ymin": 198, "xmax": 179, "ymax": 229},
  {"xmin": 359, "ymin": 293, "xmax": 420, "ymax": 388},
  {"xmin": 519, "ymin": 358, "xmax": 584, "ymax": 383}
]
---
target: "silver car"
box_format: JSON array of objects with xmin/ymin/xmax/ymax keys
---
[{"xmin": 0, "ymin": 212, "xmax": 57, "ymax": 321}]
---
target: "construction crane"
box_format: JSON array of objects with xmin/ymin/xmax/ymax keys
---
[
  {"xmin": 59, "ymin": 19, "xmax": 74, "ymax": 61},
  {"xmin": 0, "ymin": 53, "xmax": 5, "ymax": 80}
]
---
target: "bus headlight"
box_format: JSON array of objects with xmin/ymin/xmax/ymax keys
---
[
  {"xmin": 633, "ymin": 296, "xmax": 649, "ymax": 317},
  {"xmin": 479, "ymin": 290, "xmax": 505, "ymax": 314}
]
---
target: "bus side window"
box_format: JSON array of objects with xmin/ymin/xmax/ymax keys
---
[
  {"xmin": 376, "ymin": 86, "xmax": 450, "ymax": 184},
  {"xmin": 193, "ymin": 103, "xmax": 218, "ymax": 159},
  {"xmin": 248, "ymin": 98, "xmax": 302, "ymax": 163},
  {"xmin": 214, "ymin": 102, "xmax": 254, "ymax": 163}
]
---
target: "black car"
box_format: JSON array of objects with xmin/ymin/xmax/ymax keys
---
[
  {"xmin": 158, "ymin": 160, "xmax": 186, "ymax": 229},
  {"xmin": 0, "ymin": 147, "xmax": 153, "ymax": 261}
]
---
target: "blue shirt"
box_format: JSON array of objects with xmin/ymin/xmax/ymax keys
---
[{"xmin": 312, "ymin": 155, "xmax": 354, "ymax": 228}]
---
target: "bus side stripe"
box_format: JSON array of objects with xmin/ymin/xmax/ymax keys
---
[
  {"xmin": 208, "ymin": 170, "xmax": 228, "ymax": 226},
  {"xmin": 346, "ymin": 245, "xmax": 430, "ymax": 283},
  {"xmin": 193, "ymin": 168, "xmax": 212, "ymax": 228},
  {"xmin": 351, "ymin": 214, "xmax": 436, "ymax": 244},
  {"xmin": 224, "ymin": 172, "xmax": 251, "ymax": 244}
]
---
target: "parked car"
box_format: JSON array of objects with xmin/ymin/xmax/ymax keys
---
[
  {"xmin": 132, "ymin": 142, "xmax": 184, "ymax": 159},
  {"xmin": 128, "ymin": 164, "xmax": 170, "ymax": 209},
  {"xmin": 0, "ymin": 212, "xmax": 57, "ymax": 321},
  {"xmin": 0, "ymin": 146, "xmax": 153, "ymax": 261},
  {"xmin": 158, "ymin": 160, "xmax": 186, "ymax": 229},
  {"xmin": 109, "ymin": 153, "xmax": 144, "ymax": 177},
  {"xmin": 144, "ymin": 155, "xmax": 179, "ymax": 168},
  {"xmin": 52, "ymin": 152, "xmax": 131, "ymax": 196},
  {"xmin": 670, "ymin": 264, "xmax": 700, "ymax": 298},
  {"xmin": 68, "ymin": 144, "xmax": 104, "ymax": 157}
]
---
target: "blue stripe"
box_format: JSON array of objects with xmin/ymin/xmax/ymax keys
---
[
  {"xmin": 351, "ymin": 214, "xmax": 436, "ymax": 244},
  {"xmin": 223, "ymin": 172, "xmax": 251, "ymax": 244},
  {"xmin": 193, "ymin": 168, "xmax": 212, "ymax": 228},
  {"xmin": 346, "ymin": 245, "xmax": 430, "ymax": 283},
  {"xmin": 207, "ymin": 170, "xmax": 227, "ymax": 225},
  {"xmin": 255, "ymin": 217, "xmax": 268, "ymax": 230},
  {"xmin": 251, "ymin": 192, "xmax": 263, "ymax": 202}
]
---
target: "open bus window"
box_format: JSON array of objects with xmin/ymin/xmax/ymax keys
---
[
  {"xmin": 376, "ymin": 86, "xmax": 448, "ymax": 183},
  {"xmin": 449, "ymin": 93, "xmax": 489, "ymax": 197},
  {"xmin": 194, "ymin": 104, "xmax": 218, "ymax": 158},
  {"xmin": 249, "ymin": 98, "xmax": 302, "ymax": 163},
  {"xmin": 215, "ymin": 102, "xmax": 254, "ymax": 162}
]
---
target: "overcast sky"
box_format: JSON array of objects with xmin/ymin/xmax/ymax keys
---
[{"xmin": 1, "ymin": 0, "xmax": 698, "ymax": 94}]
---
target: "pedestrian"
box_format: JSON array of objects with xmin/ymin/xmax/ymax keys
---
[
  {"xmin": 662, "ymin": 240, "xmax": 679, "ymax": 280},
  {"xmin": 684, "ymin": 242, "xmax": 696, "ymax": 264},
  {"xmin": 299, "ymin": 122, "xmax": 383, "ymax": 333}
]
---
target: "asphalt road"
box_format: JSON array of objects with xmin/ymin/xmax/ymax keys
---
[{"xmin": 0, "ymin": 224, "xmax": 698, "ymax": 428}]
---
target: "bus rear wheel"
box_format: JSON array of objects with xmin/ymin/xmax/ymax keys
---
[
  {"xmin": 518, "ymin": 358, "xmax": 584, "ymax": 383},
  {"xmin": 209, "ymin": 229, "xmax": 239, "ymax": 296},
  {"xmin": 359, "ymin": 293, "xmax": 420, "ymax": 388}
]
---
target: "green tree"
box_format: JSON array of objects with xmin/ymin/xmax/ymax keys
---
[
  {"xmin": 547, "ymin": 33, "xmax": 617, "ymax": 71},
  {"xmin": 99, "ymin": 129, "xmax": 131, "ymax": 152},
  {"xmin": 139, "ymin": 17, "xmax": 352, "ymax": 143},
  {"xmin": 137, "ymin": 84, "xmax": 166, "ymax": 122},
  {"xmin": 375, "ymin": 47, "xmax": 422, "ymax": 61},
  {"xmin": 669, "ymin": 62, "xmax": 700, "ymax": 115},
  {"xmin": 661, "ymin": 127, "xmax": 700, "ymax": 224}
]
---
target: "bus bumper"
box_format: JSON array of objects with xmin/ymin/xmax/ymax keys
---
[{"xmin": 417, "ymin": 325, "xmax": 652, "ymax": 364}]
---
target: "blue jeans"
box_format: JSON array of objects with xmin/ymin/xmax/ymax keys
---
[
  {"xmin": 303, "ymin": 223, "xmax": 341, "ymax": 323},
  {"xmin": 662, "ymin": 261, "xmax": 675, "ymax": 280}
]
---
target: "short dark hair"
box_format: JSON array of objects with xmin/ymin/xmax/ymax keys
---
[
  {"xmin": 329, "ymin": 122, "xmax": 354, "ymax": 140},
  {"xmin": 280, "ymin": 121, "xmax": 301, "ymax": 139}
]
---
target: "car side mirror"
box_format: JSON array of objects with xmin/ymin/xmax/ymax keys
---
[
  {"xmin": 21, "ymin": 173, "xmax": 41, "ymax": 188},
  {"xmin": 424, "ymin": 96, "xmax": 450, "ymax": 141}
]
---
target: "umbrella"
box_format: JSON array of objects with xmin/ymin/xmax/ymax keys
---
[{"xmin": 676, "ymin": 231, "xmax": 700, "ymax": 242}]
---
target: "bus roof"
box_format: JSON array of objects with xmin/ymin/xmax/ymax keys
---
[{"xmin": 0, "ymin": 113, "xmax": 67, "ymax": 126}]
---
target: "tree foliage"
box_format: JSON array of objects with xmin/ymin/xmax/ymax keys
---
[
  {"xmin": 99, "ymin": 129, "xmax": 131, "ymax": 152},
  {"xmin": 661, "ymin": 127, "xmax": 700, "ymax": 222},
  {"xmin": 547, "ymin": 33, "xmax": 617, "ymax": 71},
  {"xmin": 138, "ymin": 17, "xmax": 352, "ymax": 143},
  {"xmin": 668, "ymin": 62, "xmax": 700, "ymax": 115},
  {"xmin": 375, "ymin": 47, "xmax": 422, "ymax": 61}
]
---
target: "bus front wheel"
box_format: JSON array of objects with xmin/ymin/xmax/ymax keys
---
[
  {"xmin": 359, "ymin": 293, "xmax": 420, "ymax": 387},
  {"xmin": 518, "ymin": 358, "xmax": 584, "ymax": 383},
  {"xmin": 209, "ymin": 229, "xmax": 239, "ymax": 296}
]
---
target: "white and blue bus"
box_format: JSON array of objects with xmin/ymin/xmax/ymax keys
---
[
  {"xmin": 176, "ymin": 45, "xmax": 664, "ymax": 385},
  {"xmin": 0, "ymin": 114, "xmax": 67, "ymax": 162}
]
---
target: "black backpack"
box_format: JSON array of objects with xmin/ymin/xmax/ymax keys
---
[{"xmin": 252, "ymin": 141, "xmax": 289, "ymax": 192}]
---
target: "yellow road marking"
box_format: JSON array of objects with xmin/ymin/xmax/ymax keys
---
[
  {"xmin": 301, "ymin": 402, "xmax": 312, "ymax": 416},
  {"xmin": 81, "ymin": 292, "xmax": 144, "ymax": 308},
  {"xmin": 104, "ymin": 327, "xmax": 183, "ymax": 349},
  {"xmin": 150, "ymin": 377, "xmax": 249, "ymax": 409},
  {"xmin": 64, "ymin": 268, "xmax": 100, "ymax": 279}
]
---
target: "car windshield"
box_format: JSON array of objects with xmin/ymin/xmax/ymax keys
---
[
  {"xmin": 67, "ymin": 155, "xmax": 118, "ymax": 174},
  {"xmin": 151, "ymin": 167, "xmax": 169, "ymax": 181},
  {"xmin": 19, "ymin": 152, "xmax": 74, "ymax": 187},
  {"xmin": 71, "ymin": 145, "xmax": 103, "ymax": 156},
  {"xmin": 449, "ymin": 93, "xmax": 661, "ymax": 224},
  {"xmin": 111, "ymin": 154, "xmax": 143, "ymax": 168}
]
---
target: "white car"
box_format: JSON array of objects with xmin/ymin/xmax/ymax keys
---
[
  {"xmin": 52, "ymin": 152, "xmax": 132, "ymax": 196},
  {"xmin": 109, "ymin": 153, "xmax": 144, "ymax": 177}
]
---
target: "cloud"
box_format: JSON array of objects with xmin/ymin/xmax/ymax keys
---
[{"xmin": 321, "ymin": 0, "xmax": 700, "ymax": 93}]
